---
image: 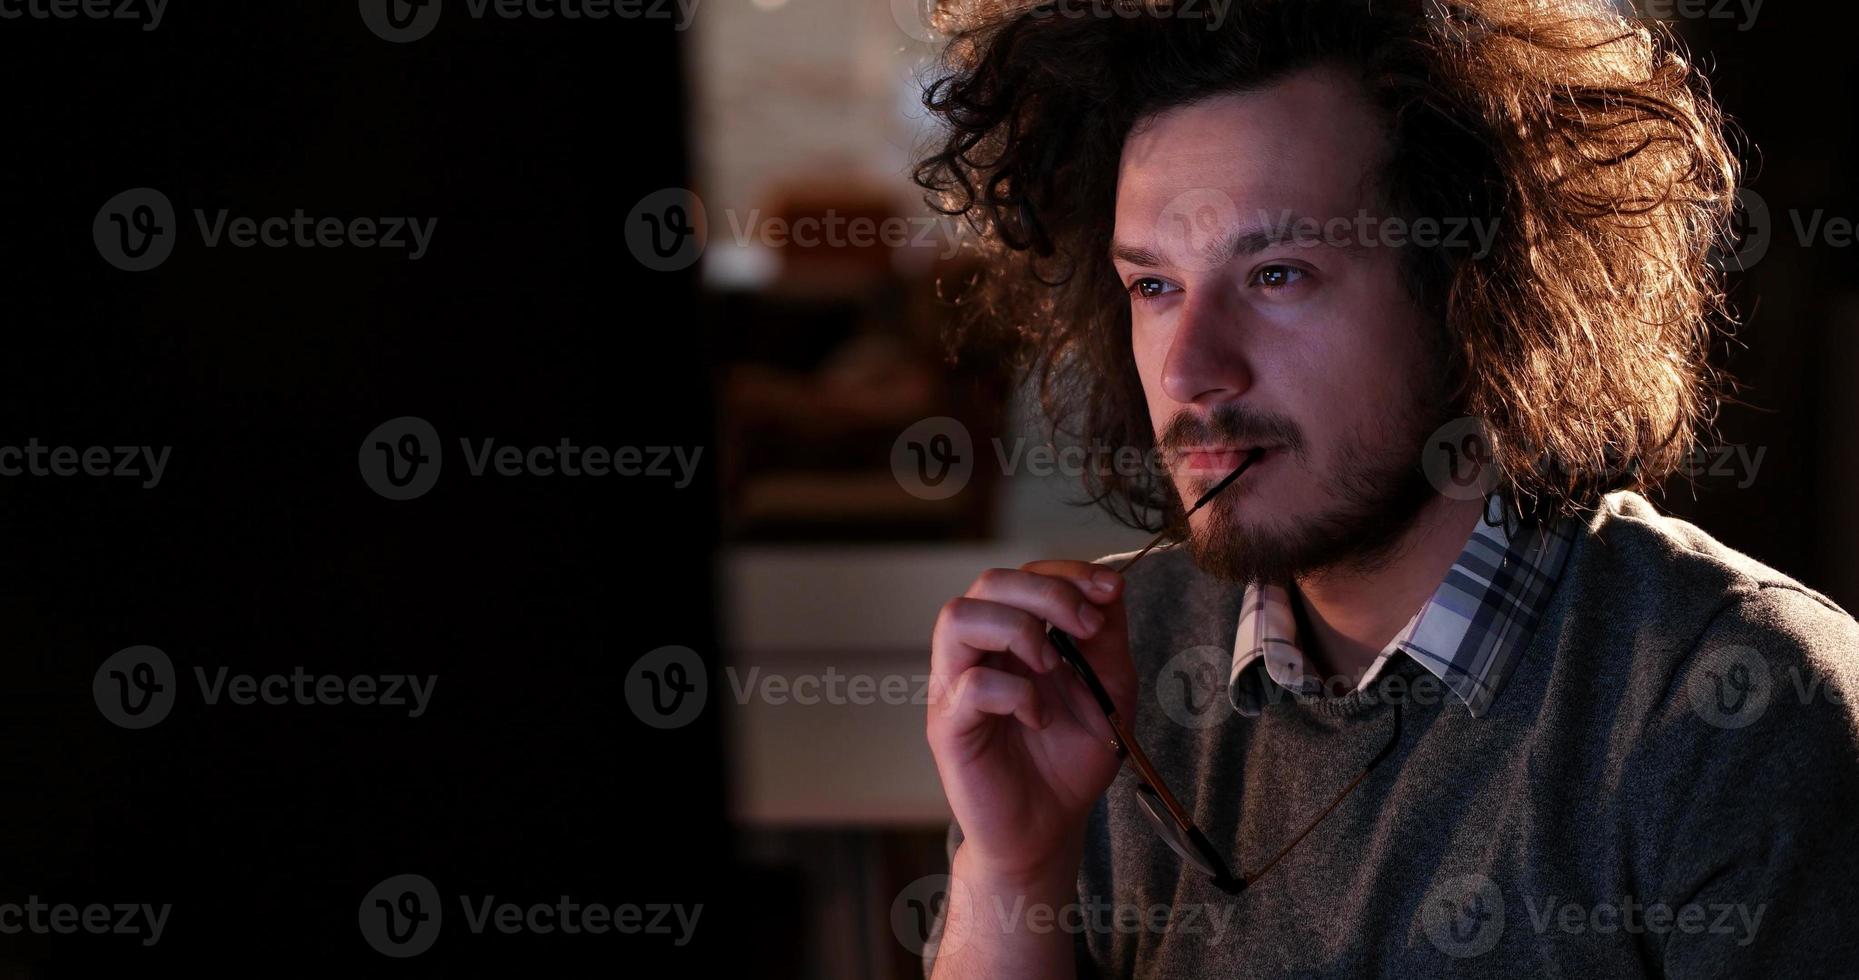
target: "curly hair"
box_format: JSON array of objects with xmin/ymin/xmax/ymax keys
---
[{"xmin": 911, "ymin": 0, "xmax": 1742, "ymax": 532}]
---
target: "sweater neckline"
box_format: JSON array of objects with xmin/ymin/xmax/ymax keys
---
[{"xmin": 1277, "ymin": 651, "xmax": 1431, "ymax": 720}]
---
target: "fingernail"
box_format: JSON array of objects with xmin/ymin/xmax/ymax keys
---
[
  {"xmin": 1043, "ymin": 646, "xmax": 1060, "ymax": 672},
  {"xmin": 1078, "ymin": 603, "xmax": 1105, "ymax": 633},
  {"xmin": 1092, "ymin": 569, "xmax": 1120, "ymax": 594}
]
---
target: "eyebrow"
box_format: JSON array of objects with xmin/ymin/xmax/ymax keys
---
[{"xmin": 1109, "ymin": 214, "xmax": 1363, "ymax": 268}]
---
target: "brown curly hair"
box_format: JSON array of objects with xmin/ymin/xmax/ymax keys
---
[{"xmin": 912, "ymin": 0, "xmax": 1742, "ymax": 531}]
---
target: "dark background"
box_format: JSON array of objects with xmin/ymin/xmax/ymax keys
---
[
  {"xmin": 1664, "ymin": 4, "xmax": 1859, "ymax": 606},
  {"xmin": 0, "ymin": 2, "xmax": 742, "ymax": 974}
]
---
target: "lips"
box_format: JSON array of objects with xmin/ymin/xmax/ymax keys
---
[{"xmin": 1178, "ymin": 446, "xmax": 1275, "ymax": 472}]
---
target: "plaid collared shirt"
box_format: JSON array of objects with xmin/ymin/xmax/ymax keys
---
[{"xmin": 1228, "ymin": 508, "xmax": 1577, "ymax": 718}]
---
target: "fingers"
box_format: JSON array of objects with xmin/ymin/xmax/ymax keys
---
[
  {"xmin": 1016, "ymin": 560, "xmax": 1132, "ymax": 723},
  {"xmin": 1018, "ymin": 559, "xmax": 1124, "ymax": 609},
  {"xmin": 1030, "ymin": 660, "xmax": 1114, "ymax": 745},
  {"xmin": 932, "ymin": 596, "xmax": 1063, "ymax": 684},
  {"xmin": 931, "ymin": 566, "xmax": 1109, "ymax": 679},
  {"xmin": 929, "ymin": 563, "xmax": 1129, "ymax": 731},
  {"xmin": 966, "ymin": 565, "xmax": 1118, "ymax": 637},
  {"xmin": 939, "ymin": 665, "xmax": 1047, "ymax": 736},
  {"xmin": 1016, "ymin": 559, "xmax": 1130, "ymax": 668}
]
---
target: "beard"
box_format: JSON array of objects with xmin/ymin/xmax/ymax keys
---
[{"xmin": 1162, "ymin": 389, "xmax": 1454, "ymax": 587}]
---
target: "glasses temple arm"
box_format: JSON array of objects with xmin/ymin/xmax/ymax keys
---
[{"xmin": 1049, "ymin": 624, "xmax": 1244, "ymax": 890}]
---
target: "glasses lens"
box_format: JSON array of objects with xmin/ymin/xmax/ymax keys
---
[{"xmin": 1134, "ymin": 783, "xmax": 1218, "ymax": 878}]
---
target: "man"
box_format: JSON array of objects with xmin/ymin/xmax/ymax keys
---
[{"xmin": 915, "ymin": 0, "xmax": 1859, "ymax": 976}]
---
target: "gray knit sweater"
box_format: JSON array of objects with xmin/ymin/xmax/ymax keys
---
[{"xmin": 924, "ymin": 491, "xmax": 1859, "ymax": 978}]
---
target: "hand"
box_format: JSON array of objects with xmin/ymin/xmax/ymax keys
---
[{"xmin": 926, "ymin": 559, "xmax": 1135, "ymax": 886}]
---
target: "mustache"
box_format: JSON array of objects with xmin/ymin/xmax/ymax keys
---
[{"xmin": 1157, "ymin": 405, "xmax": 1304, "ymax": 459}]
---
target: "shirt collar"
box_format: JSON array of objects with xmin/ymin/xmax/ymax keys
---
[{"xmin": 1228, "ymin": 506, "xmax": 1576, "ymax": 718}]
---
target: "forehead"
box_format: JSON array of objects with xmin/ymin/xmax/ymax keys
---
[{"xmin": 1114, "ymin": 65, "xmax": 1388, "ymax": 245}]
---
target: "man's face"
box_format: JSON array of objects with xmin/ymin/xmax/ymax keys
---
[{"xmin": 1112, "ymin": 64, "xmax": 1452, "ymax": 584}]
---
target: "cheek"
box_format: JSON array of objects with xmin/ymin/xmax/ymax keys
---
[
  {"xmin": 1270, "ymin": 319, "xmax": 1427, "ymax": 463},
  {"xmin": 1306, "ymin": 334, "xmax": 1436, "ymax": 474},
  {"xmin": 1130, "ymin": 317, "xmax": 1174, "ymax": 422}
]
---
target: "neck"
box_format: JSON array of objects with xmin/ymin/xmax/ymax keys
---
[{"xmin": 1293, "ymin": 495, "xmax": 1484, "ymax": 691}]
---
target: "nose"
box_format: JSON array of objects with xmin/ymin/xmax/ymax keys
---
[{"xmin": 1159, "ymin": 287, "xmax": 1254, "ymax": 406}]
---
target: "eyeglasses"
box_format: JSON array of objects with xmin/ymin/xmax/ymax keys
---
[{"xmin": 1045, "ymin": 448, "xmax": 1404, "ymax": 895}]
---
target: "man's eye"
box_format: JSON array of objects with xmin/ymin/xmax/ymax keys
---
[
  {"xmin": 1250, "ymin": 265, "xmax": 1307, "ymax": 289},
  {"xmin": 1128, "ymin": 277, "xmax": 1177, "ymax": 302}
]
